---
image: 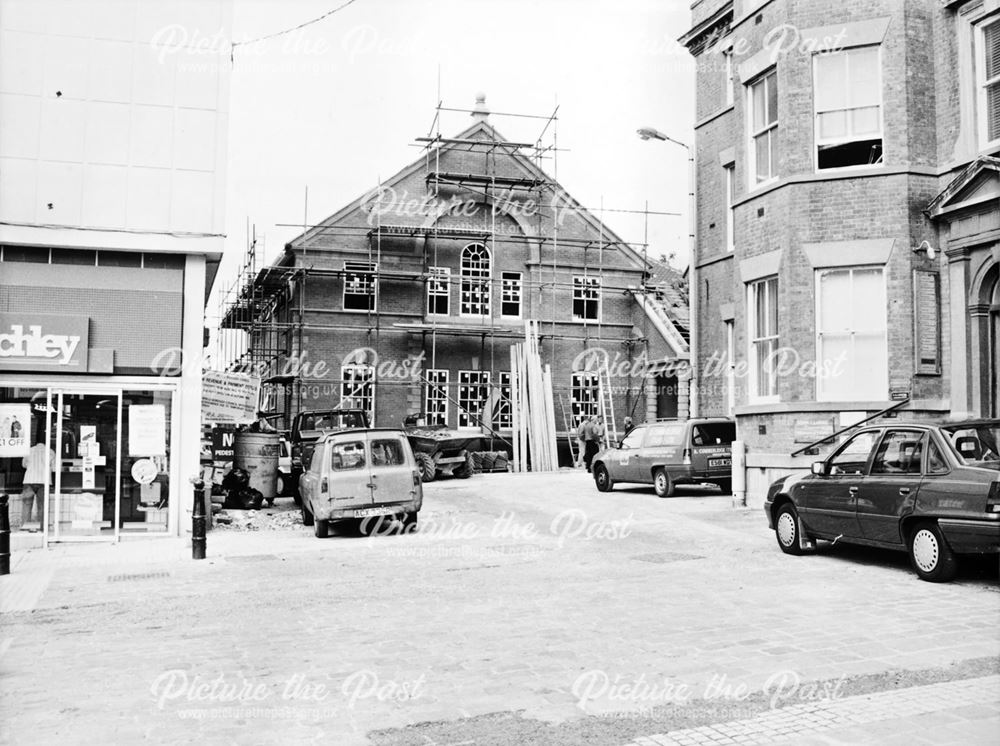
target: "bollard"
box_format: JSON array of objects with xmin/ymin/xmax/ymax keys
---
[
  {"xmin": 192, "ymin": 479, "xmax": 206, "ymax": 560},
  {"xmin": 0, "ymin": 493, "xmax": 10, "ymax": 575}
]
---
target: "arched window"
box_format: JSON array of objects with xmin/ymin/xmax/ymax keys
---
[{"xmin": 460, "ymin": 243, "xmax": 491, "ymax": 316}]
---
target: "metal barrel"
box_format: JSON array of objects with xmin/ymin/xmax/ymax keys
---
[{"xmin": 234, "ymin": 432, "xmax": 280, "ymax": 500}]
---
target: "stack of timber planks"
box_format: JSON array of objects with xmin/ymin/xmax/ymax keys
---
[{"xmin": 509, "ymin": 321, "xmax": 559, "ymax": 472}]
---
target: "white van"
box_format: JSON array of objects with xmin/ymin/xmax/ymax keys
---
[{"xmin": 298, "ymin": 428, "xmax": 423, "ymax": 538}]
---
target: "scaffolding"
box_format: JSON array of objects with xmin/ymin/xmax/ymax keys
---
[{"xmin": 215, "ymin": 99, "xmax": 687, "ymax": 445}]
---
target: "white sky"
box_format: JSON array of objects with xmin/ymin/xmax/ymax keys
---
[{"xmin": 215, "ymin": 0, "xmax": 696, "ymax": 315}]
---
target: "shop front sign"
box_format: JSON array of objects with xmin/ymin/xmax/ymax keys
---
[{"xmin": 0, "ymin": 313, "xmax": 89, "ymax": 371}]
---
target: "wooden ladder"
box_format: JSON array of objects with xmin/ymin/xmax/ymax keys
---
[{"xmin": 597, "ymin": 361, "xmax": 618, "ymax": 449}]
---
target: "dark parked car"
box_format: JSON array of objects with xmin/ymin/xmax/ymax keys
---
[
  {"xmin": 592, "ymin": 418, "xmax": 736, "ymax": 497},
  {"xmin": 765, "ymin": 419, "xmax": 1000, "ymax": 582}
]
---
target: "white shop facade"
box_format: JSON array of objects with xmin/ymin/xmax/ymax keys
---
[{"xmin": 0, "ymin": 246, "xmax": 213, "ymax": 544}]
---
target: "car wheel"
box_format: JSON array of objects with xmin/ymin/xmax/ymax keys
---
[
  {"xmin": 593, "ymin": 463, "xmax": 614, "ymax": 492},
  {"xmin": 313, "ymin": 519, "xmax": 328, "ymax": 539},
  {"xmin": 301, "ymin": 500, "xmax": 314, "ymax": 527},
  {"xmin": 716, "ymin": 478, "xmax": 732, "ymax": 495},
  {"xmin": 909, "ymin": 522, "xmax": 958, "ymax": 582},
  {"xmin": 276, "ymin": 472, "xmax": 286, "ymax": 497},
  {"xmin": 653, "ymin": 469, "xmax": 675, "ymax": 498},
  {"xmin": 774, "ymin": 503, "xmax": 805, "ymax": 555},
  {"xmin": 415, "ymin": 452, "xmax": 436, "ymax": 482}
]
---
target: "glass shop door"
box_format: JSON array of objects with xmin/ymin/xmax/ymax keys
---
[{"xmin": 46, "ymin": 390, "xmax": 121, "ymax": 542}]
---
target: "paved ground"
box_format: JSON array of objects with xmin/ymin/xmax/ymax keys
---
[{"xmin": 1, "ymin": 470, "xmax": 997, "ymax": 745}]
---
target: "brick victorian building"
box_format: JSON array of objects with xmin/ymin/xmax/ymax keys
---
[
  {"xmin": 681, "ymin": 0, "xmax": 999, "ymax": 503},
  {"xmin": 226, "ymin": 99, "xmax": 690, "ymax": 456}
]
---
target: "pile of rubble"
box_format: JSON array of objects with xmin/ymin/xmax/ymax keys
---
[{"xmin": 213, "ymin": 503, "xmax": 303, "ymax": 532}]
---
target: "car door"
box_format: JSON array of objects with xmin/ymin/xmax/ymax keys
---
[
  {"xmin": 857, "ymin": 429, "xmax": 925, "ymax": 545},
  {"xmin": 689, "ymin": 421, "xmax": 735, "ymax": 479},
  {"xmin": 326, "ymin": 432, "xmax": 373, "ymax": 508},
  {"xmin": 609, "ymin": 426, "xmax": 648, "ymax": 482},
  {"xmin": 796, "ymin": 430, "xmax": 877, "ymax": 538},
  {"xmin": 299, "ymin": 439, "xmax": 327, "ymax": 511},
  {"xmin": 638, "ymin": 423, "xmax": 685, "ymax": 482},
  {"xmin": 368, "ymin": 433, "xmax": 420, "ymax": 507}
]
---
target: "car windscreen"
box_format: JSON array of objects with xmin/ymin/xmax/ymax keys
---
[
  {"xmin": 941, "ymin": 423, "xmax": 1000, "ymax": 465},
  {"xmin": 691, "ymin": 422, "xmax": 736, "ymax": 446}
]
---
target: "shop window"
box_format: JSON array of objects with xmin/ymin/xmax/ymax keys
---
[
  {"xmin": 427, "ymin": 267, "xmax": 450, "ymax": 315},
  {"xmin": 748, "ymin": 69, "xmax": 778, "ymax": 184},
  {"xmin": 98, "ymin": 250, "xmax": 142, "ymax": 267},
  {"xmin": 572, "ymin": 277, "xmax": 601, "ymax": 321},
  {"xmin": 341, "ymin": 364, "xmax": 375, "ymax": 424},
  {"xmin": 501, "ymin": 271, "xmax": 522, "ymax": 318},
  {"xmin": 1, "ymin": 246, "xmax": 48, "ymax": 263},
  {"xmin": 460, "ymin": 243, "xmax": 491, "ymax": 316},
  {"xmin": 343, "ymin": 262, "xmax": 377, "ymax": 311},
  {"xmin": 457, "ymin": 370, "xmax": 490, "ymax": 429},
  {"xmin": 570, "ymin": 372, "xmax": 599, "ymax": 427},
  {"xmin": 748, "ymin": 276, "xmax": 779, "ymax": 401},
  {"xmin": 816, "ymin": 267, "xmax": 887, "ymax": 401},
  {"xmin": 978, "ymin": 18, "xmax": 1000, "ymax": 147},
  {"xmin": 51, "ymin": 248, "xmax": 96, "ymax": 265},
  {"xmin": 814, "ymin": 47, "xmax": 883, "ymax": 169},
  {"xmin": 425, "ymin": 369, "xmax": 449, "ymax": 426},
  {"xmin": 143, "ymin": 254, "xmax": 185, "ymax": 270}
]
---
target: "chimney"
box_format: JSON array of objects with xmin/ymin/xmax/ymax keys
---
[{"xmin": 471, "ymin": 92, "xmax": 490, "ymax": 123}]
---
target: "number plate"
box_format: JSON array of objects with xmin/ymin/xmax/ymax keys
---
[
  {"xmin": 709, "ymin": 458, "xmax": 731, "ymax": 468},
  {"xmin": 354, "ymin": 506, "xmax": 395, "ymax": 518}
]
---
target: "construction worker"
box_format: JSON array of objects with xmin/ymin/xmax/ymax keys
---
[{"xmin": 583, "ymin": 416, "xmax": 602, "ymax": 473}]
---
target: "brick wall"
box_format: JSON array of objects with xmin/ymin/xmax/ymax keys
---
[{"xmin": 684, "ymin": 0, "xmax": 958, "ymax": 491}]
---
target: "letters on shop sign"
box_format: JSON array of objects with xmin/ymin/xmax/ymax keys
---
[{"xmin": 0, "ymin": 324, "xmax": 81, "ymax": 364}]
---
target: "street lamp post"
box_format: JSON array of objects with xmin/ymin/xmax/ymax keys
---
[{"xmin": 636, "ymin": 127, "xmax": 698, "ymax": 418}]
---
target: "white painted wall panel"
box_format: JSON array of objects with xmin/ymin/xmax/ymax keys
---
[
  {"xmin": 0, "ymin": 157, "xmax": 37, "ymax": 221},
  {"xmin": 173, "ymin": 108, "xmax": 215, "ymax": 171},
  {"xmin": 0, "ymin": 93, "xmax": 40, "ymax": 158},
  {"xmin": 87, "ymin": 40, "xmax": 133, "ymax": 103},
  {"xmin": 36, "ymin": 161, "xmax": 83, "ymax": 224},
  {"xmin": 0, "ymin": 0, "xmax": 231, "ymax": 244},
  {"xmin": 129, "ymin": 105, "xmax": 174, "ymax": 168},
  {"xmin": 126, "ymin": 167, "xmax": 171, "ymax": 230},
  {"xmin": 85, "ymin": 102, "xmax": 131, "ymax": 164},
  {"xmin": 82, "ymin": 164, "xmax": 128, "ymax": 226},
  {"xmin": 38, "ymin": 98, "xmax": 85, "ymax": 162},
  {"xmin": 171, "ymin": 170, "xmax": 214, "ymax": 231},
  {"xmin": 0, "ymin": 30, "xmax": 43, "ymax": 95}
]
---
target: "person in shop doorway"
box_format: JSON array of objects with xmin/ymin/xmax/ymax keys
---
[{"xmin": 21, "ymin": 437, "xmax": 55, "ymax": 529}]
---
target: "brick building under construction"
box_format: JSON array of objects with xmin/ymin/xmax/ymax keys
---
[{"xmin": 222, "ymin": 98, "xmax": 690, "ymax": 460}]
